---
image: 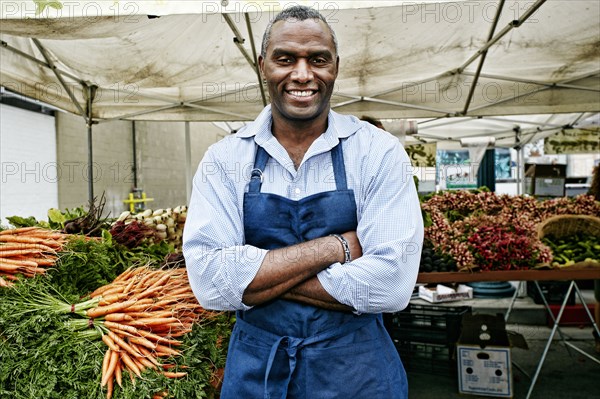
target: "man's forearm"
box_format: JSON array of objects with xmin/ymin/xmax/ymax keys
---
[
  {"xmin": 242, "ymin": 236, "xmax": 343, "ymax": 306},
  {"xmin": 282, "ymin": 276, "xmax": 354, "ymax": 312}
]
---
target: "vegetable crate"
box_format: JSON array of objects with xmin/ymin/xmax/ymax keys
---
[
  {"xmin": 384, "ymin": 304, "xmax": 472, "ymax": 345},
  {"xmin": 394, "ymin": 341, "xmax": 455, "ymax": 376},
  {"xmin": 384, "ymin": 304, "xmax": 472, "ymax": 375}
]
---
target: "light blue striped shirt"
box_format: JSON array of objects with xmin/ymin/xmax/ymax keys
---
[{"xmin": 183, "ymin": 105, "xmax": 423, "ymax": 314}]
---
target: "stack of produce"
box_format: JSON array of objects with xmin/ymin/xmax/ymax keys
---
[
  {"xmin": 421, "ymin": 190, "xmax": 600, "ymax": 271},
  {"xmin": 419, "ymin": 241, "xmax": 457, "ymax": 273},
  {"xmin": 0, "ymin": 227, "xmax": 68, "ymax": 286},
  {"xmin": 112, "ymin": 206, "xmax": 187, "ymax": 251},
  {"xmin": 1, "ymin": 264, "xmax": 230, "ymax": 399},
  {"xmin": 1, "ymin": 204, "xmax": 231, "ymax": 399},
  {"xmin": 543, "ymin": 232, "xmax": 600, "ymax": 267},
  {"xmin": 538, "ymin": 215, "xmax": 600, "ymax": 268}
]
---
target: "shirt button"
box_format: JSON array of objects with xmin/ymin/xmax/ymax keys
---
[{"xmin": 294, "ymin": 188, "xmax": 301, "ymax": 195}]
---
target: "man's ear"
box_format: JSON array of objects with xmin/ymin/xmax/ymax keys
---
[
  {"xmin": 335, "ymin": 56, "xmax": 340, "ymax": 76},
  {"xmin": 258, "ymin": 55, "xmax": 265, "ymax": 80}
]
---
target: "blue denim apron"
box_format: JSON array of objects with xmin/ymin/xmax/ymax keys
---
[{"xmin": 220, "ymin": 143, "xmax": 407, "ymax": 399}]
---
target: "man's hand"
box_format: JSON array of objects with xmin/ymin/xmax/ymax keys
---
[{"xmin": 242, "ymin": 232, "xmax": 363, "ymax": 307}]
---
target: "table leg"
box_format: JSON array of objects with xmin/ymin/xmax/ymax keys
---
[
  {"xmin": 504, "ymin": 281, "xmax": 522, "ymax": 323},
  {"xmin": 533, "ymin": 280, "xmax": 572, "ymax": 355},
  {"xmin": 526, "ymin": 281, "xmax": 575, "ymax": 399}
]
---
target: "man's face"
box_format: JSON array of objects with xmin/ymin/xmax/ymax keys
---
[{"xmin": 259, "ymin": 18, "xmax": 339, "ymax": 124}]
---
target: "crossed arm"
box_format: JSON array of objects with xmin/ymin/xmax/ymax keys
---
[{"xmin": 242, "ymin": 232, "xmax": 363, "ymax": 311}]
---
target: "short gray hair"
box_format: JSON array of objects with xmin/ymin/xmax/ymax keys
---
[{"xmin": 260, "ymin": 5, "xmax": 338, "ymax": 58}]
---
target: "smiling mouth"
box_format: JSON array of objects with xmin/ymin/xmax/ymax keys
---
[{"xmin": 287, "ymin": 90, "xmax": 317, "ymax": 98}]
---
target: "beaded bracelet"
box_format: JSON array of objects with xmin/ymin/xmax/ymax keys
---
[{"xmin": 330, "ymin": 234, "xmax": 352, "ymax": 264}]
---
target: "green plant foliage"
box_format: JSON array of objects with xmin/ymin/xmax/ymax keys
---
[{"xmin": 0, "ymin": 275, "xmax": 232, "ymax": 399}]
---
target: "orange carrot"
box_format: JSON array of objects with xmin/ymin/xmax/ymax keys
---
[
  {"xmin": 97, "ymin": 285, "xmax": 126, "ymax": 298},
  {"xmin": 134, "ymin": 354, "xmax": 157, "ymax": 370},
  {"xmin": 128, "ymin": 336, "xmax": 158, "ymax": 350},
  {"xmin": 104, "ymin": 320, "xmax": 141, "ymax": 336},
  {"xmin": 102, "ymin": 348, "xmax": 119, "ymax": 387},
  {"xmin": 0, "ymin": 235, "xmax": 47, "ymax": 244},
  {"xmin": 136, "ymin": 345, "xmax": 162, "ymax": 367},
  {"xmin": 127, "ymin": 317, "xmax": 179, "ymax": 327},
  {"xmin": 33, "ymin": 258, "xmax": 57, "ymax": 266},
  {"xmin": 106, "ymin": 377, "xmax": 114, "ymax": 399},
  {"xmin": 104, "ymin": 313, "xmax": 133, "ymax": 322},
  {"xmin": 107, "ymin": 330, "xmax": 143, "ymax": 358},
  {"xmin": 120, "ymin": 351, "xmax": 142, "ymax": 378},
  {"xmin": 162, "ymin": 371, "xmax": 187, "ymax": 378},
  {"xmin": 0, "ymin": 243, "xmax": 56, "ymax": 252},
  {"xmin": 0, "ymin": 264, "xmax": 29, "ymax": 273},
  {"xmin": 0, "ymin": 227, "xmax": 39, "ymax": 235},
  {"xmin": 99, "ymin": 293, "xmax": 130, "ymax": 305},
  {"xmin": 85, "ymin": 300, "xmax": 138, "ymax": 318},
  {"xmin": 153, "ymin": 344, "xmax": 181, "ymax": 357},
  {"xmin": 0, "ymin": 258, "xmax": 38, "ymax": 267},
  {"xmin": 101, "ymin": 349, "xmax": 112, "ymax": 387},
  {"xmin": 101, "ymin": 333, "xmax": 121, "ymax": 353},
  {"xmin": 114, "ymin": 361, "xmax": 123, "ymax": 388}
]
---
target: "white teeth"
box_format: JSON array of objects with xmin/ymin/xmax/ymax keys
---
[{"xmin": 289, "ymin": 90, "xmax": 314, "ymax": 97}]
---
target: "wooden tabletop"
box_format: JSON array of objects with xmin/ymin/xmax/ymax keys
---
[{"xmin": 416, "ymin": 268, "xmax": 600, "ymax": 284}]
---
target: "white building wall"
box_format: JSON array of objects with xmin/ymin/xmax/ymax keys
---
[{"xmin": 0, "ymin": 103, "xmax": 58, "ymax": 226}]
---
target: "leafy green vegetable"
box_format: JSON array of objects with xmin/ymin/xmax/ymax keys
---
[
  {"xmin": 6, "ymin": 215, "xmax": 39, "ymax": 228},
  {"xmin": 47, "ymin": 208, "xmax": 68, "ymax": 229}
]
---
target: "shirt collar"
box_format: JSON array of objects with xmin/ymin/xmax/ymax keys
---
[{"xmin": 235, "ymin": 105, "xmax": 362, "ymax": 145}]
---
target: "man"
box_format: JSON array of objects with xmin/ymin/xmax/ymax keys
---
[{"xmin": 183, "ymin": 6, "xmax": 423, "ymax": 398}]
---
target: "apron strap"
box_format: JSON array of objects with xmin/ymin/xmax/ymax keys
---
[
  {"xmin": 249, "ymin": 142, "xmax": 349, "ymax": 194},
  {"xmin": 330, "ymin": 141, "xmax": 348, "ymax": 191},
  {"xmin": 235, "ymin": 314, "xmax": 376, "ymax": 399},
  {"xmin": 248, "ymin": 146, "xmax": 270, "ymax": 193}
]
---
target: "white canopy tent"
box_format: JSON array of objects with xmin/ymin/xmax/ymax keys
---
[
  {"xmin": 1, "ymin": 0, "xmax": 599, "ymax": 199},
  {"xmin": 1, "ymin": 0, "xmax": 598, "ymax": 124}
]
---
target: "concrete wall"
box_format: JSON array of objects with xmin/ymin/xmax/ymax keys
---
[
  {"xmin": 56, "ymin": 112, "xmax": 133, "ymax": 216},
  {"xmin": 134, "ymin": 120, "xmax": 224, "ymax": 209},
  {"xmin": 56, "ymin": 111, "xmax": 223, "ymax": 216}
]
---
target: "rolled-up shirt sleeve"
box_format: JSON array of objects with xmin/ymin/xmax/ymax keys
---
[
  {"xmin": 317, "ymin": 135, "xmax": 423, "ymax": 314},
  {"xmin": 183, "ymin": 144, "xmax": 267, "ymax": 311}
]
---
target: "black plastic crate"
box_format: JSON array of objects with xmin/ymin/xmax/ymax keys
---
[
  {"xmin": 394, "ymin": 340, "xmax": 456, "ymax": 376},
  {"xmin": 384, "ymin": 304, "xmax": 472, "ymax": 345},
  {"xmin": 527, "ymin": 281, "xmax": 575, "ymax": 305}
]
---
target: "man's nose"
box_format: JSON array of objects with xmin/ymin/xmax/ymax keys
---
[{"xmin": 291, "ymin": 59, "xmax": 313, "ymax": 82}]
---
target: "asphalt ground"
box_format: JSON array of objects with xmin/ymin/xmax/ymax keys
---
[{"xmin": 406, "ymin": 325, "xmax": 600, "ymax": 399}]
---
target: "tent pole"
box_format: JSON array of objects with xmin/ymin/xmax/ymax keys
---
[
  {"xmin": 460, "ymin": 0, "xmax": 505, "ymax": 116},
  {"xmin": 2, "ymin": 40, "xmax": 85, "ymax": 84},
  {"xmin": 31, "ymin": 38, "xmax": 87, "ymax": 121},
  {"xmin": 468, "ymin": 72, "xmax": 599, "ymax": 113},
  {"xmin": 461, "ymin": 71, "xmax": 600, "ymax": 93},
  {"xmin": 132, "ymin": 121, "xmax": 138, "ymax": 188},
  {"xmin": 245, "ymin": 13, "xmax": 267, "ymax": 107},
  {"xmin": 184, "ymin": 122, "xmax": 192, "ymax": 204},
  {"xmin": 222, "ymin": 14, "xmax": 255, "ymax": 68},
  {"xmin": 86, "ymin": 85, "xmax": 97, "ymax": 204},
  {"xmin": 514, "ymin": 127, "xmax": 522, "ymax": 195},
  {"xmin": 333, "ymin": 94, "xmax": 450, "ymax": 115},
  {"xmin": 457, "ymin": 0, "xmax": 547, "ymax": 72}
]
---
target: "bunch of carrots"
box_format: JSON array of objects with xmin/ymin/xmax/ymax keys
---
[
  {"xmin": 0, "ymin": 227, "xmax": 67, "ymax": 287},
  {"xmin": 74, "ymin": 265, "xmax": 218, "ymax": 399}
]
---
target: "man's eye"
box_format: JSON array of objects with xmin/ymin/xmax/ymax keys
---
[
  {"xmin": 312, "ymin": 58, "xmax": 327, "ymax": 64},
  {"xmin": 277, "ymin": 57, "xmax": 293, "ymax": 63}
]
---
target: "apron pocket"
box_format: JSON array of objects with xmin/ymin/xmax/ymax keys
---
[
  {"xmin": 221, "ymin": 326, "xmax": 289, "ymax": 399},
  {"xmin": 303, "ymin": 337, "xmax": 405, "ymax": 399}
]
